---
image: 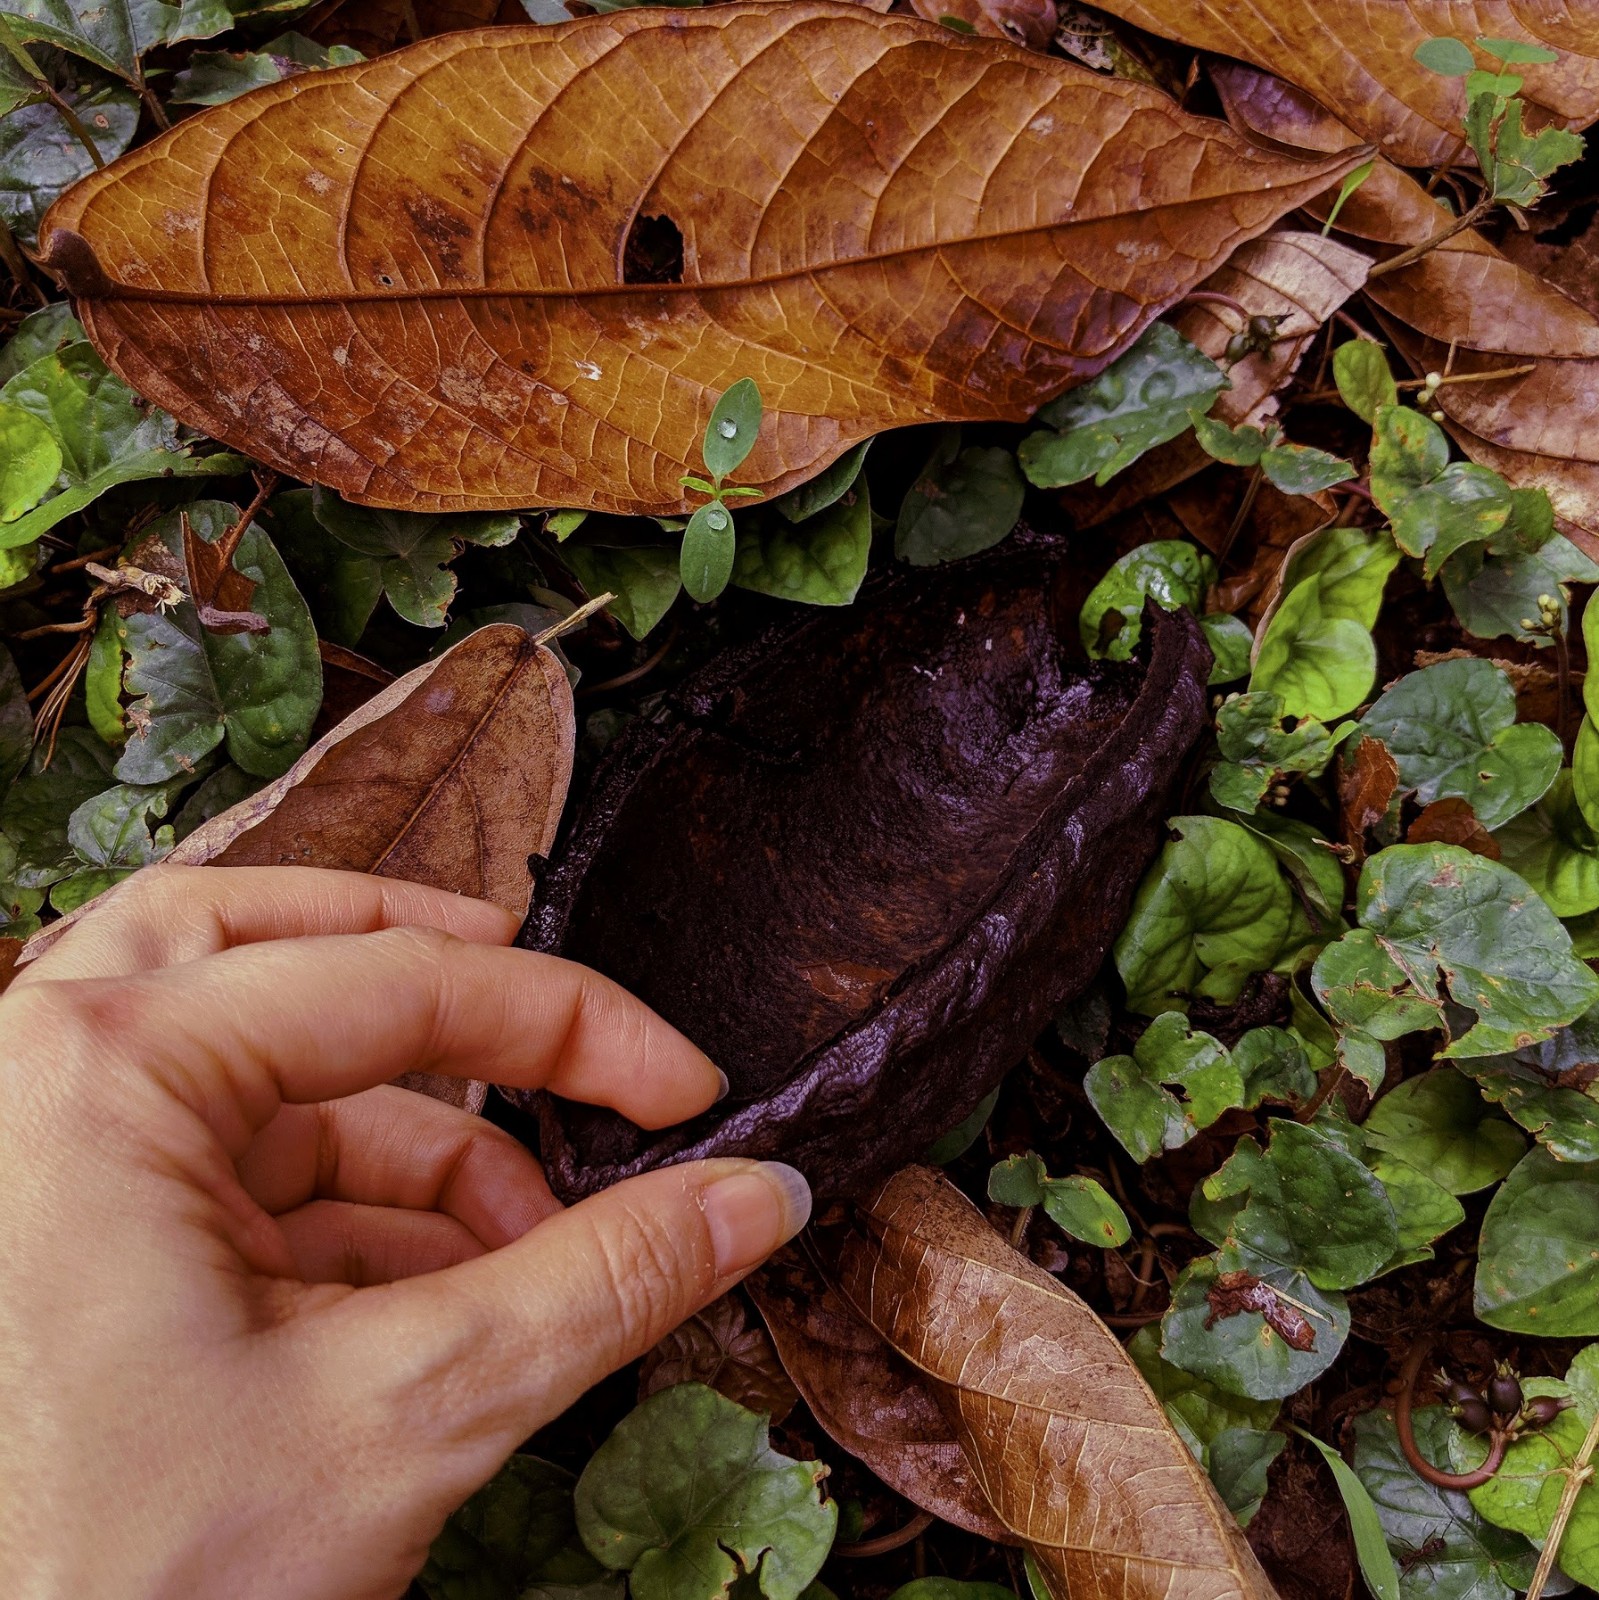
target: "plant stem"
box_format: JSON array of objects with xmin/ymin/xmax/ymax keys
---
[
  {"xmin": 1526, "ymin": 1407, "xmax": 1599, "ymax": 1600},
  {"xmin": 1395, "ymin": 1335, "xmax": 1509, "ymax": 1490},
  {"xmin": 834, "ymin": 1511, "xmax": 935, "ymax": 1559},
  {"xmin": 1368, "ymin": 197, "xmax": 1495, "ymax": 279}
]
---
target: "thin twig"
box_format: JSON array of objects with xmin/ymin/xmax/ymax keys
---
[
  {"xmin": 208, "ymin": 471, "xmax": 279, "ymax": 577},
  {"xmin": 24, "ymin": 630, "xmax": 94, "ymax": 703},
  {"xmin": 1177, "ymin": 289, "xmax": 1250, "ymax": 321},
  {"xmin": 1008, "ymin": 1204, "xmax": 1033, "ymax": 1250},
  {"xmin": 12, "ymin": 613, "xmax": 97, "ymax": 641},
  {"xmin": 47, "ymin": 543, "xmax": 120, "ymax": 576},
  {"xmin": 534, "ymin": 591, "xmax": 615, "ymax": 646},
  {"xmin": 1526, "ymin": 1408, "xmax": 1599, "ymax": 1600},
  {"xmin": 1216, "ymin": 465, "xmax": 1264, "ymax": 569},
  {"xmin": 1368, "ymin": 198, "xmax": 1495, "ymax": 279}
]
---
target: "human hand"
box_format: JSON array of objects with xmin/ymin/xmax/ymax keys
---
[{"xmin": 0, "ymin": 866, "xmax": 810, "ymax": 1600}]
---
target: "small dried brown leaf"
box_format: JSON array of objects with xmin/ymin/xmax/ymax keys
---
[
  {"xmin": 0, "ymin": 937, "xmax": 22, "ymax": 997},
  {"xmin": 1340, "ymin": 737, "xmax": 1400, "ymax": 862},
  {"xmin": 1407, "ymin": 797, "xmax": 1500, "ymax": 860},
  {"xmin": 826, "ymin": 1167, "xmax": 1277, "ymax": 1600},
  {"xmin": 639, "ymin": 1293, "xmax": 800, "ymax": 1425},
  {"xmin": 1094, "ymin": 0, "xmax": 1599, "ymax": 166},
  {"xmin": 40, "ymin": 5, "xmax": 1362, "ymax": 515},
  {"xmin": 166, "ymin": 623, "xmax": 572, "ymax": 914}
]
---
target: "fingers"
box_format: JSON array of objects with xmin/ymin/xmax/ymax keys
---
[
  {"xmin": 238, "ymin": 1086, "xmax": 558, "ymax": 1248},
  {"xmin": 18, "ymin": 865, "xmax": 518, "ymax": 984},
  {"xmin": 81, "ymin": 926, "xmax": 723, "ymax": 1145},
  {"xmin": 275, "ymin": 1201, "xmax": 488, "ymax": 1285},
  {"xmin": 310, "ymin": 1158, "xmax": 810, "ymax": 1450}
]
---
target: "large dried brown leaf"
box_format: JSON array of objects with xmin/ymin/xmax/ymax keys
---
[
  {"xmin": 38, "ymin": 4, "xmax": 1359, "ymax": 516},
  {"xmin": 1212, "ymin": 61, "xmax": 1599, "ymax": 548},
  {"xmin": 782, "ymin": 1167, "xmax": 1277, "ymax": 1600},
  {"xmin": 1091, "ymin": 0, "xmax": 1599, "ymax": 167},
  {"xmin": 164, "ymin": 622, "xmax": 573, "ymax": 912}
]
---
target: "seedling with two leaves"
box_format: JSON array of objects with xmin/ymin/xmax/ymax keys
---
[{"xmin": 678, "ymin": 377, "xmax": 765, "ymax": 603}]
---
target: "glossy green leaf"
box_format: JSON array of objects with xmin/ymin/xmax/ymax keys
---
[
  {"xmin": 702, "ymin": 378, "xmax": 762, "ymax": 482},
  {"xmin": 48, "ymin": 777, "xmax": 178, "ymax": 911},
  {"xmin": 895, "ymin": 429, "xmax": 1023, "ymax": 566},
  {"xmin": 1496, "ymin": 769, "xmax": 1599, "ymax": 918},
  {"xmin": 1413, "ymin": 36, "xmax": 1476, "ymax": 75},
  {"xmin": 987, "ymin": 1150, "xmax": 1047, "ymax": 1207},
  {"xmin": 1114, "ymin": 816, "xmax": 1294, "ymax": 1014},
  {"xmin": 0, "ymin": 55, "xmax": 137, "ymax": 244},
  {"xmin": 1251, "ymin": 527, "xmax": 1400, "ymax": 720},
  {"xmin": 0, "ymin": 725, "xmax": 115, "ymax": 888},
  {"xmin": 310, "ymin": 489, "xmax": 520, "ymax": 629},
  {"xmin": 1354, "ymin": 1407, "xmax": 1537, "ymax": 1600},
  {"xmin": 1199, "ymin": 613, "xmax": 1252, "ymax": 686},
  {"xmin": 1210, "ymin": 690, "xmax": 1351, "ymax": 814},
  {"xmin": 1363, "ymin": 1070, "xmax": 1526, "ymax": 1195},
  {"xmin": 887, "ymin": 1584, "xmax": 1017, "ymax": 1600},
  {"xmin": 1298, "ymin": 1429, "xmax": 1401, "ymax": 1600},
  {"xmin": 1476, "ymin": 1149, "xmax": 1599, "ymax": 1334},
  {"xmin": 169, "ymin": 32, "xmax": 361, "ymax": 104},
  {"xmin": 733, "ymin": 481, "xmax": 870, "ymax": 606},
  {"xmin": 1442, "ymin": 532, "xmax": 1599, "ymax": 646},
  {"xmin": 1333, "ymin": 341, "xmax": 1399, "ymax": 424},
  {"xmin": 82, "ymin": 604, "xmax": 125, "ymax": 746},
  {"xmin": 1360, "ymin": 658, "xmax": 1560, "ymax": 829},
  {"xmin": 1161, "ymin": 1243, "xmax": 1349, "ymax": 1401},
  {"xmin": 0, "ymin": 641, "xmax": 29, "ymax": 795},
  {"xmin": 421, "ymin": 1454, "xmax": 622, "ymax": 1600},
  {"xmin": 1078, "ymin": 539, "xmax": 1213, "ymax": 661},
  {"xmin": 0, "ymin": 0, "xmax": 248, "ymax": 82},
  {"xmin": 1085, "ymin": 1012, "xmax": 1241, "ymax": 1162},
  {"xmin": 115, "ymin": 502, "xmax": 322, "ymax": 784},
  {"xmin": 0, "ymin": 829, "xmax": 44, "ymax": 938},
  {"xmin": 1126, "ymin": 1326, "xmax": 1281, "ymax": 1526},
  {"xmin": 1018, "ymin": 320, "xmax": 1224, "ymax": 487},
  {"xmin": 925, "ymin": 1086, "xmax": 998, "ymax": 1165},
  {"xmin": 0, "ymin": 400, "xmax": 59, "ymax": 523},
  {"xmin": 1454, "ymin": 1003, "xmax": 1599, "ymax": 1163},
  {"xmin": 1041, "ymin": 1175, "xmax": 1130, "ymax": 1246},
  {"xmin": 0, "ymin": 301, "xmax": 81, "ymax": 384},
  {"xmin": 561, "ymin": 543, "xmax": 680, "ymax": 641},
  {"xmin": 1261, "ymin": 442, "xmax": 1356, "ymax": 496},
  {"xmin": 1368, "ymin": 1150, "xmax": 1465, "ymax": 1273},
  {"xmin": 1204, "ymin": 1119, "xmax": 1398, "ymax": 1289},
  {"xmin": 772, "ymin": 440, "xmax": 869, "ymax": 525},
  {"xmin": 1469, "ymin": 92, "xmax": 1584, "ymax": 207},
  {"xmin": 680, "ymin": 501, "xmax": 737, "ymax": 603},
  {"xmin": 1313, "ymin": 844, "xmax": 1599, "ymax": 1058},
  {"xmin": 575, "ymin": 1384, "xmax": 834, "ymax": 1600}
]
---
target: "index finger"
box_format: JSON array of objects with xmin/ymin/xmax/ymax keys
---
[
  {"xmin": 53, "ymin": 925, "xmax": 725, "ymax": 1146},
  {"xmin": 15, "ymin": 865, "xmax": 519, "ymax": 984}
]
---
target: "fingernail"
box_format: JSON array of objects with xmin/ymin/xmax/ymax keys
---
[
  {"xmin": 702, "ymin": 1162, "xmax": 812, "ymax": 1278},
  {"xmin": 713, "ymin": 1067, "xmax": 731, "ymax": 1103}
]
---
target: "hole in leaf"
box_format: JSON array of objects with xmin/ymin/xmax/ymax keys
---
[{"xmin": 622, "ymin": 213, "xmax": 684, "ymax": 285}]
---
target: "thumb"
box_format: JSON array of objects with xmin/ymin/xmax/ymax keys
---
[{"xmin": 303, "ymin": 1157, "xmax": 811, "ymax": 1464}]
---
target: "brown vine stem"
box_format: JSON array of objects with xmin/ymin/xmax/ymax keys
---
[
  {"xmin": 1525, "ymin": 1408, "xmax": 1599, "ymax": 1600},
  {"xmin": 834, "ymin": 1510, "xmax": 934, "ymax": 1559},
  {"xmin": 1368, "ymin": 197, "xmax": 1496, "ymax": 279},
  {"xmin": 1395, "ymin": 1335, "xmax": 1509, "ymax": 1490}
]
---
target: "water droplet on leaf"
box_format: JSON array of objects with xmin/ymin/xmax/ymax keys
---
[
  {"xmin": 718, "ymin": 419, "xmax": 738, "ymax": 438},
  {"xmin": 707, "ymin": 508, "xmax": 729, "ymax": 530}
]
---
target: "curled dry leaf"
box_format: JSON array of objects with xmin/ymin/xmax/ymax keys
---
[
  {"xmin": 0, "ymin": 937, "xmax": 21, "ymax": 997},
  {"xmin": 517, "ymin": 535, "xmax": 1211, "ymax": 1200},
  {"xmin": 1091, "ymin": 0, "xmax": 1599, "ymax": 167},
  {"xmin": 1339, "ymin": 737, "xmax": 1400, "ymax": 863},
  {"xmin": 1212, "ymin": 62, "xmax": 1599, "ymax": 550},
  {"xmin": 38, "ymin": 4, "xmax": 1361, "ymax": 516},
  {"xmin": 637, "ymin": 1294, "xmax": 799, "ymax": 1426},
  {"xmin": 761, "ymin": 1167, "xmax": 1278, "ymax": 1600}
]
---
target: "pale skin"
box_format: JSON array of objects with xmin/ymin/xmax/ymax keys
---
[{"xmin": 0, "ymin": 865, "xmax": 812, "ymax": 1600}]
